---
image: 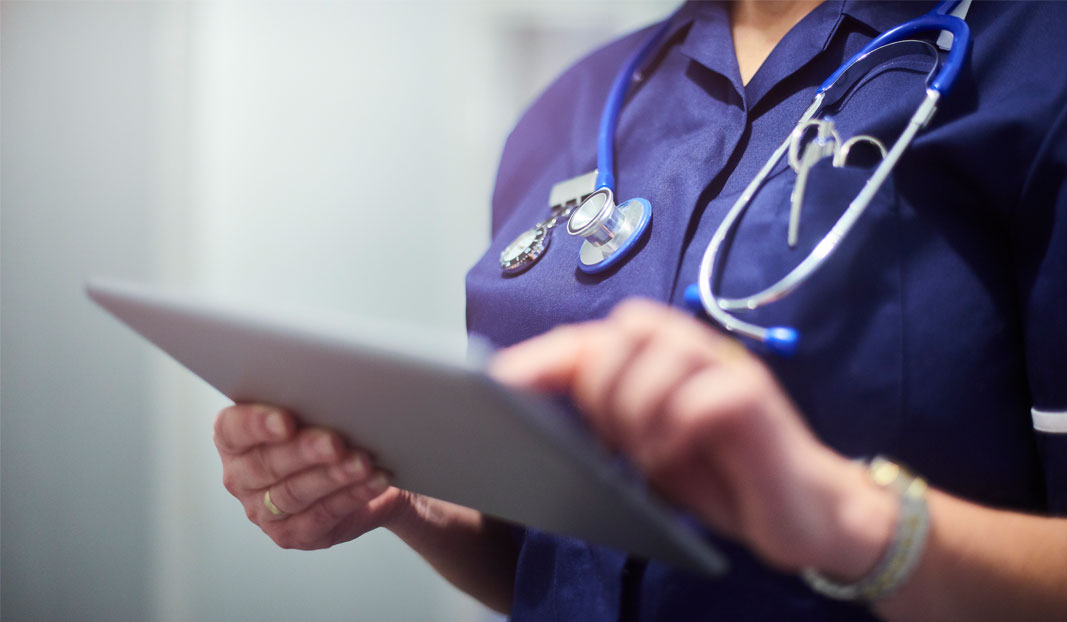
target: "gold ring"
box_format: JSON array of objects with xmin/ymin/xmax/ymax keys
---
[
  {"xmin": 717, "ymin": 337, "xmax": 750, "ymax": 364},
  {"xmin": 264, "ymin": 489, "xmax": 286, "ymax": 516}
]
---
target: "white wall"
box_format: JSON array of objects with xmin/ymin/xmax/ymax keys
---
[
  {"xmin": 2, "ymin": 3, "xmax": 161, "ymax": 620},
  {"xmin": 1, "ymin": 1, "xmax": 671, "ymax": 620}
]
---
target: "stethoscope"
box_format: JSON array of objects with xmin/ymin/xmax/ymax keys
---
[
  {"xmin": 501, "ymin": 1, "xmax": 970, "ymax": 355},
  {"xmin": 563, "ymin": 18, "xmax": 675, "ymax": 274},
  {"xmin": 498, "ymin": 18, "xmax": 673, "ymax": 276},
  {"xmin": 691, "ymin": 0, "xmax": 970, "ymax": 355}
]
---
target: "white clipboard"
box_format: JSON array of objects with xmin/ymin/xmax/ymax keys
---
[{"xmin": 86, "ymin": 276, "xmax": 727, "ymax": 575}]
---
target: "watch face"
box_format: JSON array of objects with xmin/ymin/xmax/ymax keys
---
[{"xmin": 499, "ymin": 225, "xmax": 549, "ymax": 274}]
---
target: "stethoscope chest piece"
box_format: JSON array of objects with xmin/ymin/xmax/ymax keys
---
[{"xmin": 567, "ymin": 188, "xmax": 652, "ymax": 274}]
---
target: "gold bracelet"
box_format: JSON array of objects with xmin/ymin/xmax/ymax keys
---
[{"xmin": 801, "ymin": 456, "xmax": 930, "ymax": 602}]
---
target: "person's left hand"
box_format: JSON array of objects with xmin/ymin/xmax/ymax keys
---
[{"xmin": 489, "ymin": 298, "xmax": 895, "ymax": 578}]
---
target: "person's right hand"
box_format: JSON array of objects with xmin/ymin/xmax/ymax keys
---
[{"xmin": 214, "ymin": 403, "xmax": 410, "ymax": 550}]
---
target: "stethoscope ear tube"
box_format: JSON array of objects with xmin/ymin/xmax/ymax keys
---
[
  {"xmin": 683, "ymin": 284, "xmax": 799, "ymax": 357},
  {"xmin": 691, "ymin": 81, "xmax": 942, "ymax": 355},
  {"xmin": 594, "ymin": 18, "xmax": 676, "ymax": 192},
  {"xmin": 682, "ymin": 0, "xmax": 972, "ymax": 356},
  {"xmin": 818, "ymin": 8, "xmax": 970, "ymax": 97}
]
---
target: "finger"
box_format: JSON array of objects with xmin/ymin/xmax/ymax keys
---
[
  {"xmin": 641, "ymin": 364, "xmax": 789, "ymax": 534},
  {"xmin": 568, "ymin": 319, "xmax": 644, "ymax": 428},
  {"xmin": 261, "ymin": 451, "xmax": 374, "ymax": 518},
  {"xmin": 623, "ymin": 364, "xmax": 741, "ymax": 520},
  {"xmin": 606, "ymin": 301, "xmax": 751, "ymax": 437},
  {"xmin": 644, "ymin": 361, "xmax": 776, "ymax": 477},
  {"xmin": 606, "ymin": 329, "xmax": 704, "ymax": 454},
  {"xmin": 613, "ymin": 298, "xmax": 749, "ymax": 362},
  {"xmin": 488, "ymin": 299, "xmax": 672, "ymax": 393},
  {"xmin": 270, "ymin": 473, "xmax": 393, "ymax": 549},
  {"xmin": 314, "ymin": 473, "xmax": 393, "ymax": 526},
  {"xmin": 214, "ymin": 404, "xmax": 294, "ymax": 455},
  {"xmin": 225, "ymin": 428, "xmax": 349, "ymax": 492},
  {"xmin": 591, "ymin": 299, "xmax": 714, "ymax": 446},
  {"xmin": 571, "ymin": 303, "xmax": 689, "ymax": 446},
  {"xmin": 488, "ymin": 325, "xmax": 589, "ymax": 392},
  {"xmin": 491, "ymin": 319, "xmax": 644, "ymax": 449}
]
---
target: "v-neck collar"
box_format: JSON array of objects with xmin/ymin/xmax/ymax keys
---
[
  {"xmin": 741, "ymin": 1, "xmax": 845, "ymax": 108},
  {"xmin": 670, "ymin": 1, "xmax": 924, "ymax": 112},
  {"xmin": 841, "ymin": 0, "xmax": 938, "ymax": 35}
]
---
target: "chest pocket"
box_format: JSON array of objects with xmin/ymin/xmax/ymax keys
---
[{"xmin": 713, "ymin": 158, "xmax": 906, "ymax": 456}]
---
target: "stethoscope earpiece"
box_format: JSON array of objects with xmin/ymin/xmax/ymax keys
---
[
  {"xmin": 763, "ymin": 327, "xmax": 799, "ymax": 357},
  {"xmin": 683, "ymin": 284, "xmax": 799, "ymax": 356}
]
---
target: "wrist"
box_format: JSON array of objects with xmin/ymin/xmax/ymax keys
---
[
  {"xmin": 804, "ymin": 456, "xmax": 931, "ymax": 603},
  {"xmin": 813, "ymin": 456, "xmax": 898, "ymax": 582}
]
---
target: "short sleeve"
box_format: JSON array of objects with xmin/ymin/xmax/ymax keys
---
[{"xmin": 1014, "ymin": 101, "xmax": 1067, "ymax": 513}]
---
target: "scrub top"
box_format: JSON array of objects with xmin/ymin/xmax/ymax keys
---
[{"xmin": 465, "ymin": 1, "xmax": 1067, "ymax": 620}]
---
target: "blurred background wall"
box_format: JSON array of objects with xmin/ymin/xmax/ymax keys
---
[{"xmin": 1, "ymin": 1, "xmax": 671, "ymax": 620}]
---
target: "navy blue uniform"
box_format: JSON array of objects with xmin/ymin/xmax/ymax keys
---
[{"xmin": 465, "ymin": 2, "xmax": 1067, "ymax": 619}]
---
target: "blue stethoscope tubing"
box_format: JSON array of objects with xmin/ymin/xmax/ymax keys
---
[
  {"xmin": 595, "ymin": 18, "xmax": 675, "ymax": 193},
  {"xmin": 690, "ymin": 0, "xmax": 971, "ymax": 356},
  {"xmin": 820, "ymin": 1, "xmax": 969, "ymax": 97},
  {"xmin": 566, "ymin": 19, "xmax": 675, "ymax": 274}
]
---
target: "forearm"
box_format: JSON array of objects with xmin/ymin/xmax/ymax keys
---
[
  {"xmin": 873, "ymin": 490, "xmax": 1067, "ymax": 622},
  {"xmin": 385, "ymin": 493, "xmax": 519, "ymax": 614},
  {"xmin": 812, "ymin": 457, "xmax": 1067, "ymax": 621}
]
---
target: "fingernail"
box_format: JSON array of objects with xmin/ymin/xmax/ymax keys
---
[
  {"xmin": 265, "ymin": 412, "xmax": 286, "ymax": 438},
  {"xmin": 367, "ymin": 472, "xmax": 389, "ymax": 495},
  {"xmin": 315, "ymin": 434, "xmax": 335, "ymax": 460},
  {"xmin": 343, "ymin": 455, "xmax": 367, "ymax": 479}
]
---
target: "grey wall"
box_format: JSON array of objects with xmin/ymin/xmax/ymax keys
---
[{"xmin": 2, "ymin": 3, "xmax": 160, "ymax": 620}]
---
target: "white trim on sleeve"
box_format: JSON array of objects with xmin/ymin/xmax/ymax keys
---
[{"xmin": 1032, "ymin": 408, "xmax": 1067, "ymax": 434}]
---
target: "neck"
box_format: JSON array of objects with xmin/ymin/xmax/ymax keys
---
[{"xmin": 730, "ymin": 0, "xmax": 823, "ymax": 85}]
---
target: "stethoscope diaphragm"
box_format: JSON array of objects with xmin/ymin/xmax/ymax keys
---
[{"xmin": 567, "ymin": 188, "xmax": 652, "ymax": 274}]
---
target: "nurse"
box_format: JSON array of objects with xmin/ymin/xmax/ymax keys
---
[{"xmin": 212, "ymin": 1, "xmax": 1067, "ymax": 620}]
